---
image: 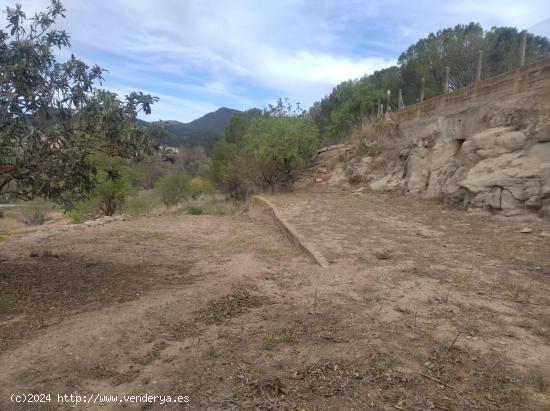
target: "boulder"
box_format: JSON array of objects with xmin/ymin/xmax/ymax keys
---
[{"xmin": 469, "ymin": 127, "xmax": 527, "ymax": 158}]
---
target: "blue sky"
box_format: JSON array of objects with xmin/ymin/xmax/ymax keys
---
[{"xmin": 8, "ymin": 0, "xmax": 550, "ymax": 122}]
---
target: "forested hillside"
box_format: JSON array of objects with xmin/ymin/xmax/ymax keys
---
[
  {"xmin": 151, "ymin": 107, "xmax": 240, "ymax": 152},
  {"xmin": 310, "ymin": 23, "xmax": 550, "ymax": 143}
]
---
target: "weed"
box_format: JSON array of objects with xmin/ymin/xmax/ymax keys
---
[
  {"xmin": 267, "ymin": 249, "xmax": 286, "ymax": 259},
  {"xmin": 187, "ymin": 206, "xmax": 204, "ymax": 215},
  {"xmin": 206, "ymin": 346, "xmax": 222, "ymax": 358},
  {"xmin": 262, "ymin": 329, "xmax": 295, "ymax": 344},
  {"xmin": 23, "ymin": 208, "xmax": 47, "ymax": 225},
  {"xmin": 124, "ymin": 190, "xmax": 162, "ymax": 216},
  {"xmin": 0, "ymin": 295, "xmax": 17, "ymax": 312},
  {"xmin": 374, "ymin": 248, "xmax": 394, "ymax": 260}
]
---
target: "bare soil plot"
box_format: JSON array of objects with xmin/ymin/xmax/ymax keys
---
[{"xmin": 0, "ymin": 192, "xmax": 549, "ymax": 410}]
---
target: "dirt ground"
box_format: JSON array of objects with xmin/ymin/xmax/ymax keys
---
[{"xmin": 1, "ymin": 192, "xmax": 549, "ymax": 410}]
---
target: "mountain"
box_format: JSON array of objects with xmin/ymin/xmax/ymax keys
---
[
  {"xmin": 152, "ymin": 107, "xmax": 240, "ymax": 152},
  {"xmin": 184, "ymin": 107, "xmax": 241, "ymax": 135}
]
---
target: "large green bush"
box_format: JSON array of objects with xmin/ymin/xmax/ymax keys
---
[
  {"xmin": 210, "ymin": 102, "xmax": 320, "ymax": 199},
  {"xmin": 244, "ymin": 116, "xmax": 320, "ymax": 189},
  {"xmin": 154, "ymin": 172, "xmax": 189, "ymax": 207}
]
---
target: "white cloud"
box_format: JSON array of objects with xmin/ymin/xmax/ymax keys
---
[
  {"xmin": 109, "ymin": 86, "xmax": 219, "ymax": 123},
  {"xmin": 7, "ymin": 0, "xmax": 550, "ymax": 120}
]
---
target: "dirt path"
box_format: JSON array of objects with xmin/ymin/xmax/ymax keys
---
[{"xmin": 1, "ymin": 195, "xmax": 549, "ymax": 410}]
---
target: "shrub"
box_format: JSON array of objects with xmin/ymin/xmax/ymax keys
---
[
  {"xmin": 68, "ymin": 197, "xmax": 100, "ymax": 223},
  {"xmin": 154, "ymin": 172, "xmax": 189, "ymax": 207},
  {"xmin": 187, "ymin": 205, "xmax": 204, "ymax": 215},
  {"xmin": 94, "ymin": 174, "xmax": 132, "ymax": 216},
  {"xmin": 188, "ymin": 178, "xmax": 214, "ymax": 200},
  {"xmin": 0, "ymin": 295, "xmax": 17, "ymax": 312},
  {"xmin": 68, "ymin": 175, "xmax": 131, "ymax": 222},
  {"xmin": 123, "ymin": 190, "xmax": 161, "ymax": 216},
  {"xmin": 68, "ymin": 155, "xmax": 134, "ymax": 222},
  {"xmin": 244, "ymin": 115, "xmax": 320, "ymax": 190},
  {"xmin": 0, "ymin": 209, "xmax": 3, "ymax": 218},
  {"xmin": 210, "ymin": 103, "xmax": 320, "ymax": 198},
  {"xmin": 23, "ymin": 208, "xmax": 47, "ymax": 225}
]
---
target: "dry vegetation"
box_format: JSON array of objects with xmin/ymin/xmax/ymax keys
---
[{"xmin": 0, "ymin": 190, "xmax": 549, "ymax": 410}]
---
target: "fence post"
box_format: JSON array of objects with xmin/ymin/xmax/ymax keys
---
[
  {"xmin": 377, "ymin": 99, "xmax": 381, "ymax": 118},
  {"xmin": 443, "ymin": 66, "xmax": 449, "ymax": 94},
  {"xmin": 398, "ymin": 89, "xmax": 403, "ymax": 109},
  {"xmin": 519, "ymin": 30, "xmax": 527, "ymax": 67},
  {"xmin": 476, "ymin": 50, "xmax": 483, "ymax": 82},
  {"xmin": 386, "ymin": 90, "xmax": 391, "ymax": 112},
  {"xmin": 420, "ymin": 77, "xmax": 425, "ymax": 101}
]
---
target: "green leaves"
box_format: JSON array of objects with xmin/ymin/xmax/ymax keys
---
[
  {"xmin": 154, "ymin": 172, "xmax": 190, "ymax": 207},
  {"xmin": 211, "ymin": 104, "xmax": 320, "ymax": 198},
  {"xmin": 311, "ymin": 22, "xmax": 550, "ymax": 143},
  {"xmin": 0, "ymin": 1, "xmax": 159, "ymax": 205}
]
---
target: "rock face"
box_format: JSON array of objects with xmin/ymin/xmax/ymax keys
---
[{"xmin": 301, "ymin": 59, "xmax": 550, "ymax": 217}]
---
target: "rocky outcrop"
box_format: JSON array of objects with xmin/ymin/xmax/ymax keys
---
[{"xmin": 300, "ymin": 58, "xmax": 550, "ymax": 217}]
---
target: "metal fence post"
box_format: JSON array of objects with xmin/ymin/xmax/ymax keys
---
[
  {"xmin": 420, "ymin": 77, "xmax": 425, "ymax": 101},
  {"xmin": 443, "ymin": 66, "xmax": 449, "ymax": 94}
]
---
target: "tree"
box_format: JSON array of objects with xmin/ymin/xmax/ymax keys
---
[
  {"xmin": 244, "ymin": 115, "xmax": 320, "ymax": 189},
  {"xmin": 210, "ymin": 101, "xmax": 320, "ymax": 197},
  {"xmin": 311, "ymin": 22, "xmax": 550, "ymax": 143},
  {"xmin": 176, "ymin": 146, "xmax": 209, "ymax": 177},
  {"xmin": 0, "ymin": 1, "xmax": 159, "ymax": 208},
  {"xmin": 398, "ymin": 23, "xmax": 486, "ymax": 97},
  {"xmin": 209, "ymin": 109, "xmax": 263, "ymax": 199}
]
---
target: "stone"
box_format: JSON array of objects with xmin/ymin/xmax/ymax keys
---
[
  {"xmin": 470, "ymin": 127, "xmax": 527, "ymax": 158},
  {"xmin": 327, "ymin": 164, "xmax": 348, "ymax": 187},
  {"xmin": 500, "ymin": 189, "xmax": 520, "ymax": 210},
  {"xmin": 538, "ymin": 205, "xmax": 550, "ymax": 219},
  {"xmin": 532, "ymin": 121, "xmax": 550, "ymax": 143},
  {"xmin": 520, "ymin": 227, "xmax": 533, "ymax": 234},
  {"xmin": 502, "ymin": 209, "xmax": 523, "ymax": 217},
  {"xmin": 416, "ymin": 228, "xmax": 444, "ymax": 238}
]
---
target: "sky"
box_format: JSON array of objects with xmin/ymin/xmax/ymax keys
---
[{"xmin": 4, "ymin": 0, "xmax": 550, "ymax": 122}]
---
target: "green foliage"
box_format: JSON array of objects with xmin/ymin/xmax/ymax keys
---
[
  {"xmin": 188, "ymin": 178, "xmax": 213, "ymax": 200},
  {"xmin": 210, "ymin": 102, "xmax": 320, "ymax": 198},
  {"xmin": 154, "ymin": 172, "xmax": 189, "ymax": 207},
  {"xmin": 0, "ymin": 1, "xmax": 159, "ymax": 207},
  {"xmin": 324, "ymin": 80, "xmax": 384, "ymax": 141},
  {"xmin": 123, "ymin": 190, "xmax": 161, "ymax": 216},
  {"xmin": 93, "ymin": 172, "xmax": 132, "ymax": 217},
  {"xmin": 187, "ymin": 205, "xmax": 204, "ymax": 215},
  {"xmin": 244, "ymin": 115, "xmax": 320, "ymax": 188},
  {"xmin": 310, "ymin": 22, "xmax": 550, "ymax": 142},
  {"xmin": 210, "ymin": 109, "xmax": 263, "ymax": 200},
  {"xmin": 68, "ymin": 154, "xmax": 133, "ymax": 222},
  {"xmin": 0, "ymin": 295, "xmax": 17, "ymax": 312}
]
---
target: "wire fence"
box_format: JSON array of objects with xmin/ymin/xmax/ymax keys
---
[{"xmin": 372, "ymin": 18, "xmax": 550, "ymax": 117}]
